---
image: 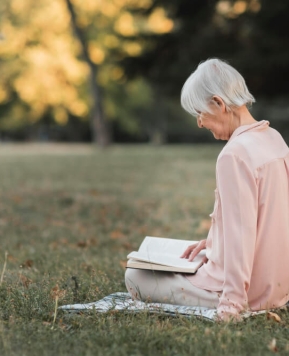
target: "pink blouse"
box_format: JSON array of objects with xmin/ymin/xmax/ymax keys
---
[{"xmin": 187, "ymin": 120, "xmax": 289, "ymax": 317}]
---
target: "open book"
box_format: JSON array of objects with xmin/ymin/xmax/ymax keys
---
[{"xmin": 127, "ymin": 236, "xmax": 205, "ymax": 274}]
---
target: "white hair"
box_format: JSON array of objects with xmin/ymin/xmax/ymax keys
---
[{"xmin": 181, "ymin": 58, "xmax": 255, "ymax": 117}]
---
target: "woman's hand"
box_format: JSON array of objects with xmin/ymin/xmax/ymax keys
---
[{"xmin": 180, "ymin": 239, "xmax": 208, "ymax": 263}]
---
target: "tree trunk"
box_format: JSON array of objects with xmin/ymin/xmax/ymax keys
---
[{"xmin": 64, "ymin": 0, "xmax": 111, "ymax": 147}]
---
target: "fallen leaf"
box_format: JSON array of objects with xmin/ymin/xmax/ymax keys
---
[
  {"xmin": 7, "ymin": 254, "xmax": 17, "ymax": 262},
  {"xmin": 88, "ymin": 237, "xmax": 97, "ymax": 246},
  {"xmin": 122, "ymin": 242, "xmax": 133, "ymax": 250},
  {"xmin": 19, "ymin": 274, "xmax": 32, "ymax": 288},
  {"xmin": 110, "ymin": 230, "xmax": 125, "ymax": 239},
  {"xmin": 76, "ymin": 241, "xmax": 87, "ymax": 248},
  {"xmin": 20, "ymin": 259, "xmax": 33, "ymax": 268},
  {"xmin": 268, "ymin": 338, "xmax": 277, "ymax": 352},
  {"xmin": 267, "ymin": 312, "xmax": 281, "ymax": 323}
]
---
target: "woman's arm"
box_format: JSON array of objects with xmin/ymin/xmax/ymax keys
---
[{"xmin": 216, "ymin": 153, "xmax": 258, "ymax": 320}]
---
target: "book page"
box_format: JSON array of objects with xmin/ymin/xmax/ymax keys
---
[
  {"xmin": 127, "ymin": 251, "xmax": 203, "ymax": 269},
  {"xmin": 139, "ymin": 236, "xmax": 204, "ymax": 257},
  {"xmin": 127, "ymin": 236, "xmax": 206, "ymax": 270}
]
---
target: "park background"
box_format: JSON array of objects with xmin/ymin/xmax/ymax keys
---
[
  {"xmin": 0, "ymin": 1, "xmax": 289, "ymax": 355},
  {"xmin": 1, "ymin": 0, "xmax": 289, "ymax": 145}
]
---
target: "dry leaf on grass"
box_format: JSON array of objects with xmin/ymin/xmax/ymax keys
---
[
  {"xmin": 267, "ymin": 312, "xmax": 281, "ymax": 323},
  {"xmin": 20, "ymin": 259, "xmax": 33, "ymax": 268},
  {"xmin": 7, "ymin": 254, "xmax": 17, "ymax": 262},
  {"xmin": 268, "ymin": 338, "xmax": 278, "ymax": 352},
  {"xmin": 19, "ymin": 274, "xmax": 32, "ymax": 288},
  {"xmin": 121, "ymin": 242, "xmax": 133, "ymax": 250},
  {"xmin": 76, "ymin": 238, "xmax": 98, "ymax": 248},
  {"xmin": 110, "ymin": 230, "xmax": 125, "ymax": 239},
  {"xmin": 76, "ymin": 241, "xmax": 88, "ymax": 248}
]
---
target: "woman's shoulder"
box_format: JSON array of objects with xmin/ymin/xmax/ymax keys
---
[{"xmin": 218, "ymin": 127, "xmax": 289, "ymax": 170}]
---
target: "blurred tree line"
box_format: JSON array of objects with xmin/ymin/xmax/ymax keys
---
[{"xmin": 0, "ymin": 0, "xmax": 289, "ymax": 145}]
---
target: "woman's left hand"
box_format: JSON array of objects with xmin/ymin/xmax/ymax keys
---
[{"xmin": 180, "ymin": 239, "xmax": 208, "ymax": 263}]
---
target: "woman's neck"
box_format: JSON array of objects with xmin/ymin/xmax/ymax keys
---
[{"xmin": 232, "ymin": 105, "xmax": 256, "ymax": 128}]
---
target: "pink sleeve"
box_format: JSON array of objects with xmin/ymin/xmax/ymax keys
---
[{"xmin": 216, "ymin": 153, "xmax": 258, "ymax": 318}]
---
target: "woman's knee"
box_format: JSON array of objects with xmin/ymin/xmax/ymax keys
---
[{"xmin": 125, "ymin": 268, "xmax": 143, "ymax": 299}]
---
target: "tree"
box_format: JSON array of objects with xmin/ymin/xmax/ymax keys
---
[
  {"xmin": 0, "ymin": 0, "xmax": 175, "ymax": 143},
  {"xmin": 64, "ymin": 0, "xmax": 110, "ymax": 146},
  {"xmin": 0, "ymin": 0, "xmax": 90, "ymax": 133}
]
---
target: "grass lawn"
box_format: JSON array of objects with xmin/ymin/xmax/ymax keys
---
[{"xmin": 0, "ymin": 143, "xmax": 288, "ymax": 356}]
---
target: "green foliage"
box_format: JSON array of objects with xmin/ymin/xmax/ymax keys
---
[
  {"xmin": 105, "ymin": 78, "xmax": 153, "ymax": 135},
  {"xmin": 2, "ymin": 1, "xmax": 289, "ymax": 142},
  {"xmin": 0, "ymin": 0, "xmax": 176, "ymax": 141},
  {"xmin": 0, "ymin": 144, "xmax": 288, "ymax": 355}
]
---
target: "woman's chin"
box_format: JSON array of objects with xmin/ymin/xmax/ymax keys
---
[{"xmin": 213, "ymin": 132, "xmax": 228, "ymax": 141}]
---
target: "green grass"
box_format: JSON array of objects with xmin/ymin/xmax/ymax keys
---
[{"xmin": 0, "ymin": 143, "xmax": 288, "ymax": 355}]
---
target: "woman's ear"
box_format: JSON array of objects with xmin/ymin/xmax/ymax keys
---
[{"xmin": 212, "ymin": 96, "xmax": 226, "ymax": 112}]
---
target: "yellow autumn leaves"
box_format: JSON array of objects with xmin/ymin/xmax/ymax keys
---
[{"xmin": 0, "ymin": 0, "xmax": 174, "ymax": 128}]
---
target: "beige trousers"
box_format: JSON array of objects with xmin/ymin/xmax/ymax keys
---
[{"xmin": 125, "ymin": 268, "xmax": 220, "ymax": 308}]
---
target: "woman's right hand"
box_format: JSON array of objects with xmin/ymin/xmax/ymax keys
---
[{"xmin": 180, "ymin": 239, "xmax": 207, "ymax": 262}]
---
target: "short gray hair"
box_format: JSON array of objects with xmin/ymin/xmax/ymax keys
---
[{"xmin": 181, "ymin": 58, "xmax": 255, "ymax": 117}]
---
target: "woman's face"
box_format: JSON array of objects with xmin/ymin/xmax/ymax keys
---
[{"xmin": 196, "ymin": 98, "xmax": 234, "ymax": 141}]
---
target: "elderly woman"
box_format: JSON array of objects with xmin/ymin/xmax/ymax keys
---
[{"xmin": 125, "ymin": 58, "xmax": 289, "ymax": 320}]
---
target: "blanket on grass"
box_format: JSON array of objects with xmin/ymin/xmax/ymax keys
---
[{"xmin": 59, "ymin": 292, "xmax": 270, "ymax": 321}]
